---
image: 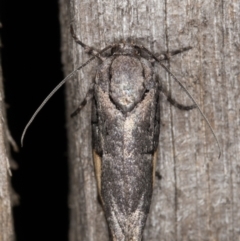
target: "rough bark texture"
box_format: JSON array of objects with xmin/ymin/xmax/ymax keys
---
[
  {"xmin": 59, "ymin": 0, "xmax": 240, "ymax": 240},
  {"xmin": 0, "ymin": 38, "xmax": 15, "ymax": 241}
]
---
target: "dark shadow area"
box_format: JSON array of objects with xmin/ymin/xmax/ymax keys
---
[{"xmin": 1, "ymin": 1, "xmax": 68, "ymax": 240}]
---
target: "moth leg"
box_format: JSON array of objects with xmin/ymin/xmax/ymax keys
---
[
  {"xmin": 160, "ymin": 85, "xmax": 196, "ymax": 111},
  {"xmin": 70, "ymin": 25, "xmax": 105, "ymax": 61},
  {"xmin": 155, "ymin": 171, "xmax": 162, "ymax": 180},
  {"xmin": 71, "ymin": 88, "xmax": 94, "ymax": 117},
  {"xmin": 157, "ymin": 46, "xmax": 192, "ymax": 61}
]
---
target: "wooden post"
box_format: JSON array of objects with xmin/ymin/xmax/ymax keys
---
[
  {"xmin": 59, "ymin": 0, "xmax": 239, "ymax": 240},
  {"xmin": 0, "ymin": 43, "xmax": 15, "ymax": 241}
]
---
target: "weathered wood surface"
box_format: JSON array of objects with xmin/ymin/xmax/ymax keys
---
[
  {"xmin": 59, "ymin": 0, "xmax": 240, "ymax": 240},
  {"xmin": 0, "ymin": 44, "xmax": 15, "ymax": 241}
]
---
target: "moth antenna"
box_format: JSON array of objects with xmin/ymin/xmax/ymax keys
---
[
  {"xmin": 21, "ymin": 45, "xmax": 113, "ymax": 146},
  {"xmin": 137, "ymin": 45, "xmax": 221, "ymax": 158},
  {"xmin": 159, "ymin": 62, "xmax": 221, "ymax": 159}
]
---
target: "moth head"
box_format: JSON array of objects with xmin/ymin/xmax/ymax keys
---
[{"xmin": 112, "ymin": 43, "xmax": 139, "ymax": 56}]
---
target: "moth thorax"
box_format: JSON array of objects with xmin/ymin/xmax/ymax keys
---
[{"xmin": 110, "ymin": 55, "xmax": 145, "ymax": 113}]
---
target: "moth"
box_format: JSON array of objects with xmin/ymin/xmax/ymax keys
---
[{"xmin": 21, "ymin": 26, "xmax": 221, "ymax": 241}]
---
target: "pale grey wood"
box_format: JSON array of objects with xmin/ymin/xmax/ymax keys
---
[
  {"xmin": 59, "ymin": 0, "xmax": 240, "ymax": 240},
  {"xmin": 0, "ymin": 42, "xmax": 15, "ymax": 241}
]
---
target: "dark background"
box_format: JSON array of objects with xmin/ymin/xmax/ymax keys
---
[{"xmin": 1, "ymin": 0, "xmax": 68, "ymax": 240}]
